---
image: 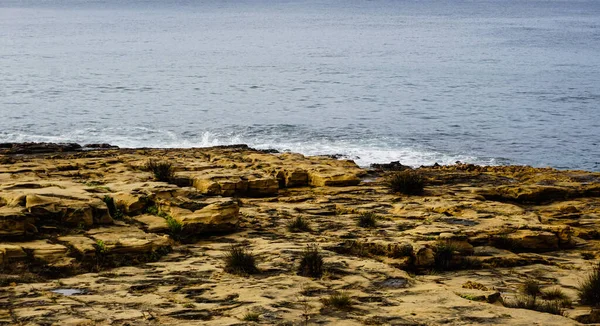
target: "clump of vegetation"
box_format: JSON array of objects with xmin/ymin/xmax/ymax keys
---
[
  {"xmin": 504, "ymin": 296, "xmax": 565, "ymax": 316},
  {"xmin": 434, "ymin": 240, "xmax": 460, "ymax": 270},
  {"xmin": 242, "ymin": 312, "xmax": 260, "ymax": 322},
  {"xmin": 458, "ymin": 293, "xmax": 485, "ymax": 302},
  {"xmin": 576, "ymin": 309, "xmax": 600, "ymax": 324},
  {"xmin": 287, "ymin": 216, "xmax": 311, "ymax": 233},
  {"xmin": 522, "ymin": 279, "xmax": 542, "ymax": 300},
  {"xmin": 492, "ymin": 234, "xmax": 519, "ymax": 251},
  {"xmin": 298, "ymin": 245, "xmax": 324, "ymax": 278},
  {"xmin": 542, "ymin": 287, "xmax": 572, "ymax": 308},
  {"xmin": 94, "ymin": 239, "xmax": 108, "ymax": 254},
  {"xmin": 322, "ymin": 292, "xmax": 352, "ymax": 310},
  {"xmin": 581, "ymin": 252, "xmax": 596, "ymax": 260},
  {"xmin": 357, "ymin": 212, "xmax": 378, "ymax": 228},
  {"xmin": 503, "ymin": 280, "xmax": 568, "ymax": 316},
  {"xmin": 396, "ymin": 243, "xmax": 414, "ymax": 257},
  {"xmin": 102, "ymin": 196, "xmax": 123, "ymax": 219},
  {"xmin": 385, "ymin": 170, "xmax": 424, "ymax": 195},
  {"xmin": 165, "ymin": 215, "xmax": 183, "ymax": 239},
  {"xmin": 146, "ymin": 205, "xmax": 159, "ymax": 215},
  {"xmin": 431, "ymin": 240, "xmax": 481, "ymax": 271},
  {"xmin": 145, "ymin": 159, "xmax": 175, "ymax": 182},
  {"xmin": 224, "ymin": 246, "xmax": 259, "ymax": 275},
  {"xmin": 579, "ymin": 262, "xmax": 600, "ymax": 306}
]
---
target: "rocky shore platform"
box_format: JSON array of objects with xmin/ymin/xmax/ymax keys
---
[{"xmin": 1, "ymin": 143, "xmax": 599, "ymax": 325}]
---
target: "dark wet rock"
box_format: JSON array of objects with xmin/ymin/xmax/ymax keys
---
[
  {"xmin": 0, "ymin": 142, "xmax": 82, "ymax": 154},
  {"xmin": 371, "ymin": 161, "xmax": 412, "ymax": 172},
  {"xmin": 83, "ymin": 143, "xmax": 119, "ymax": 149}
]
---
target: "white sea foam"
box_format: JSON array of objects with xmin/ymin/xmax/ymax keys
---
[{"xmin": 0, "ymin": 129, "xmax": 498, "ymax": 168}]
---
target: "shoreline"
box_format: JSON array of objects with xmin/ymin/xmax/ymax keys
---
[
  {"xmin": 1, "ymin": 142, "xmax": 599, "ymax": 324},
  {"xmin": 1, "ymin": 141, "xmax": 595, "ymax": 174}
]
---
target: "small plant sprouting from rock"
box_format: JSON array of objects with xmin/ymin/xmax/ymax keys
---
[
  {"xmin": 224, "ymin": 245, "xmax": 259, "ymax": 275},
  {"xmin": 165, "ymin": 215, "xmax": 183, "ymax": 239},
  {"xmin": 288, "ymin": 216, "xmax": 311, "ymax": 233},
  {"xmin": 298, "ymin": 245, "xmax": 324, "ymax": 278},
  {"xmin": 242, "ymin": 312, "xmax": 260, "ymax": 322},
  {"xmin": 579, "ymin": 262, "xmax": 600, "ymax": 307},
  {"xmin": 357, "ymin": 212, "xmax": 378, "ymax": 228},
  {"xmin": 145, "ymin": 159, "xmax": 174, "ymax": 182},
  {"xmin": 386, "ymin": 170, "xmax": 424, "ymax": 195},
  {"xmin": 146, "ymin": 205, "xmax": 159, "ymax": 216},
  {"xmin": 103, "ymin": 196, "xmax": 123, "ymax": 219},
  {"xmin": 94, "ymin": 239, "xmax": 108, "ymax": 254},
  {"xmin": 322, "ymin": 292, "xmax": 352, "ymax": 311}
]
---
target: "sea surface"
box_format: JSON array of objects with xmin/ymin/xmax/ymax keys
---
[{"xmin": 1, "ymin": 0, "xmax": 599, "ymax": 170}]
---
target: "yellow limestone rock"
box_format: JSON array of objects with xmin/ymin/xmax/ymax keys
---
[
  {"xmin": 168, "ymin": 198, "xmax": 239, "ymax": 234},
  {"xmin": 0, "ymin": 207, "xmax": 33, "ymax": 238}
]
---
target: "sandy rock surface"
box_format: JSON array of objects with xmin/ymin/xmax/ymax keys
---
[{"xmin": 0, "ymin": 145, "xmax": 599, "ymax": 325}]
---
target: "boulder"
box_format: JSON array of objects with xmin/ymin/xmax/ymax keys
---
[
  {"xmin": 133, "ymin": 214, "xmax": 169, "ymax": 233},
  {"xmin": 0, "ymin": 244, "xmax": 27, "ymax": 264},
  {"xmin": 57, "ymin": 236, "xmax": 97, "ymax": 257},
  {"xmin": 501, "ymin": 230, "xmax": 559, "ymax": 251},
  {"xmin": 167, "ymin": 198, "xmax": 239, "ymax": 234},
  {"xmin": 308, "ymin": 169, "xmax": 361, "ymax": 187},
  {"xmin": 20, "ymin": 240, "xmax": 70, "ymax": 266},
  {"xmin": 113, "ymin": 193, "xmax": 146, "ymax": 215},
  {"xmin": 0, "ymin": 207, "xmax": 33, "ymax": 238},
  {"xmin": 415, "ymin": 246, "xmax": 435, "ymax": 267},
  {"xmin": 279, "ymin": 168, "xmax": 309, "ymax": 187},
  {"xmin": 477, "ymin": 185, "xmax": 574, "ymax": 203},
  {"xmin": 87, "ymin": 226, "xmax": 171, "ymax": 254},
  {"xmin": 26, "ymin": 194, "xmax": 94, "ymax": 226},
  {"xmin": 244, "ymin": 174, "xmax": 278, "ymax": 197}
]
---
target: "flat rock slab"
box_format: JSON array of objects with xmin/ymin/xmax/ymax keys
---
[{"xmin": 86, "ymin": 226, "xmax": 171, "ymax": 254}]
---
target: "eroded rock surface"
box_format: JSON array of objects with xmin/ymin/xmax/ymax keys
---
[{"xmin": 0, "ymin": 146, "xmax": 599, "ymax": 325}]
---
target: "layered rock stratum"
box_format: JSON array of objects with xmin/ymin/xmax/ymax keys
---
[{"xmin": 0, "ymin": 144, "xmax": 599, "ymax": 325}]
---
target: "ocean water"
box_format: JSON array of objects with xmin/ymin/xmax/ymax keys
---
[{"xmin": 1, "ymin": 0, "xmax": 599, "ymax": 170}]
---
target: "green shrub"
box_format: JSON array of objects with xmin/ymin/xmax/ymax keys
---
[
  {"xmin": 298, "ymin": 245, "xmax": 324, "ymax": 278},
  {"xmin": 386, "ymin": 170, "xmax": 424, "ymax": 195},
  {"xmin": 94, "ymin": 239, "xmax": 108, "ymax": 254},
  {"xmin": 287, "ymin": 216, "xmax": 311, "ymax": 232},
  {"xmin": 224, "ymin": 246, "xmax": 259, "ymax": 275},
  {"xmin": 323, "ymin": 292, "xmax": 352, "ymax": 310},
  {"xmin": 165, "ymin": 215, "xmax": 183, "ymax": 239},
  {"xmin": 579, "ymin": 263, "xmax": 600, "ymax": 306},
  {"xmin": 146, "ymin": 205, "xmax": 159, "ymax": 215},
  {"xmin": 357, "ymin": 212, "xmax": 378, "ymax": 228},
  {"xmin": 145, "ymin": 159, "xmax": 174, "ymax": 182}
]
